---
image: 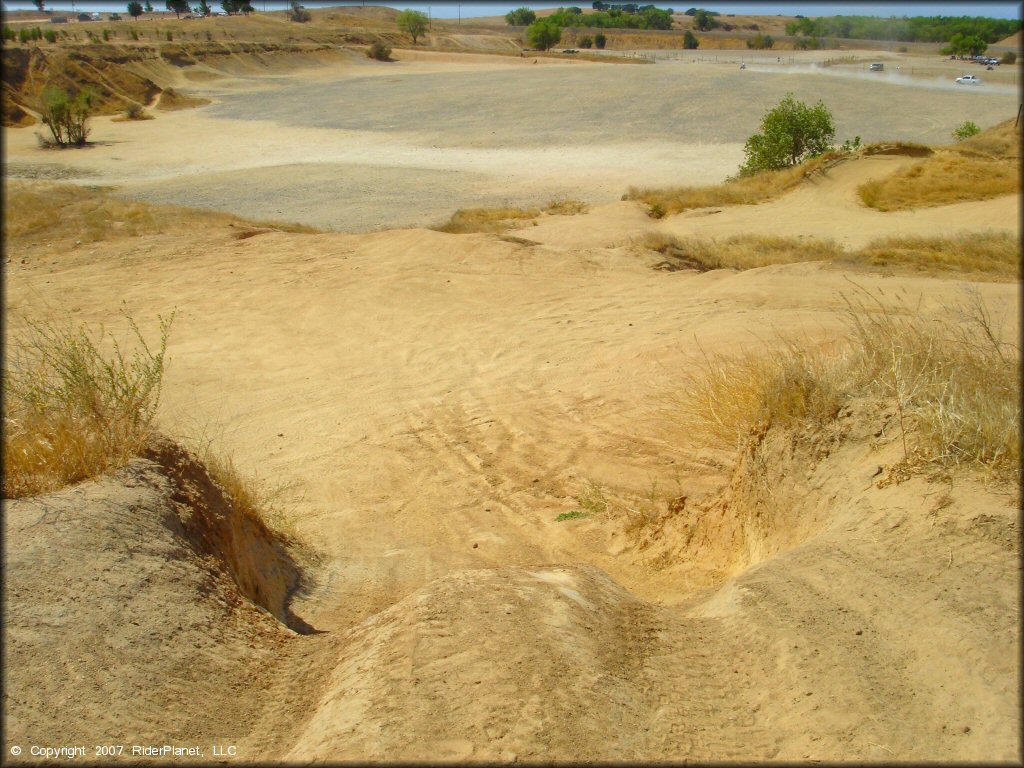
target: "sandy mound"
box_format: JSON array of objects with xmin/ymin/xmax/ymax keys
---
[
  {"xmin": 272, "ymin": 415, "xmax": 1019, "ymax": 762},
  {"xmin": 3, "ymin": 441, "xmax": 310, "ymax": 750}
]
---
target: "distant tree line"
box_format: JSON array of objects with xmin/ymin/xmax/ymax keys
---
[
  {"xmin": 784, "ymin": 15, "xmax": 1019, "ymax": 44},
  {"xmin": 507, "ymin": 4, "xmax": 674, "ymax": 30}
]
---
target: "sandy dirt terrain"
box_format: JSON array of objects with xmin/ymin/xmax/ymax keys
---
[
  {"xmin": 2, "ymin": 38, "xmax": 1020, "ymax": 764},
  {"xmin": 2, "ymin": 48, "xmax": 1016, "ymax": 231}
]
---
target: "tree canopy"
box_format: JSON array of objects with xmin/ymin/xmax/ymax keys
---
[
  {"xmin": 505, "ymin": 7, "xmax": 536, "ymax": 26},
  {"xmin": 397, "ymin": 9, "xmax": 428, "ymax": 44},
  {"xmin": 526, "ymin": 19, "xmax": 562, "ymax": 50}
]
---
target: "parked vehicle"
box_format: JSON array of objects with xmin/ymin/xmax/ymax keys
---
[
  {"xmin": 869, "ymin": 62, "xmax": 884, "ymax": 71},
  {"xmin": 955, "ymin": 74, "xmax": 982, "ymax": 85}
]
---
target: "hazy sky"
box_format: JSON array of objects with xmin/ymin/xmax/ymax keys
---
[{"xmin": 4, "ymin": 0, "xmax": 1020, "ymax": 20}]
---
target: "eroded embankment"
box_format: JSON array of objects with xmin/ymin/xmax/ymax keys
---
[
  {"xmin": 2, "ymin": 41, "xmax": 351, "ymax": 125},
  {"xmin": 2, "ymin": 440, "xmax": 311, "ymax": 750}
]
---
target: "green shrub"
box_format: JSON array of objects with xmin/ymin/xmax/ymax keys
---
[
  {"xmin": 579, "ymin": 35, "xmax": 593, "ymax": 48},
  {"xmin": 366, "ymin": 42, "xmax": 391, "ymax": 61},
  {"xmin": 527, "ymin": 19, "xmax": 561, "ymax": 51},
  {"xmin": 166, "ymin": 30, "xmax": 172, "ymax": 41},
  {"xmin": 103, "ymin": 29, "xmax": 110, "ymax": 41},
  {"xmin": 952, "ymin": 121, "xmax": 981, "ymax": 141},
  {"xmin": 595, "ymin": 32, "xmax": 606, "ymax": 48},
  {"xmin": 505, "ymin": 6, "xmax": 536, "ymax": 25},
  {"xmin": 683, "ymin": 30, "xmax": 698, "ymax": 48},
  {"xmin": 746, "ymin": 32, "xmax": 774, "ymax": 49},
  {"xmin": 44, "ymin": 28, "xmax": 57, "ymax": 43},
  {"xmin": 739, "ymin": 93, "xmax": 835, "ymax": 176},
  {"xmin": 38, "ymin": 86, "xmax": 96, "ymax": 147},
  {"xmin": 2, "ymin": 26, "xmax": 15, "ymax": 42}
]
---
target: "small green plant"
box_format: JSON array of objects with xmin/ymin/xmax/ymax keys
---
[
  {"xmin": 166, "ymin": 30, "xmax": 173, "ymax": 41},
  {"xmin": 2, "ymin": 26, "xmax": 15, "ymax": 42},
  {"xmin": 103, "ymin": 28, "xmax": 110, "ymax": 41},
  {"xmin": 44, "ymin": 28, "xmax": 57, "ymax": 43},
  {"xmin": 683, "ymin": 30, "xmax": 699, "ymax": 49},
  {"xmin": 574, "ymin": 482, "xmax": 610, "ymax": 518},
  {"xmin": 131, "ymin": 28, "xmax": 139, "ymax": 40},
  {"xmin": 366, "ymin": 42, "xmax": 391, "ymax": 61},
  {"xmin": 555, "ymin": 510, "xmax": 588, "ymax": 522},
  {"xmin": 952, "ymin": 121, "xmax": 980, "ymax": 141},
  {"xmin": 841, "ymin": 135, "xmax": 861, "ymax": 152},
  {"xmin": 594, "ymin": 32, "xmax": 606, "ymax": 48},
  {"xmin": 579, "ymin": 36, "xmax": 593, "ymax": 48}
]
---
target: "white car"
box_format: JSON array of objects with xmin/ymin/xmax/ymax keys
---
[{"xmin": 956, "ymin": 74, "xmax": 982, "ymax": 85}]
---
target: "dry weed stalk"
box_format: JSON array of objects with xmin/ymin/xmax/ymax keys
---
[{"xmin": 3, "ymin": 311, "xmax": 174, "ymax": 497}]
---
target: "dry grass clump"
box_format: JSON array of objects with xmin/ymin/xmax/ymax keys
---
[
  {"xmin": 4, "ymin": 180, "xmax": 319, "ymax": 245},
  {"xmin": 641, "ymin": 232, "xmax": 842, "ymax": 271},
  {"xmin": 858, "ymin": 152, "xmax": 1019, "ymax": 211},
  {"xmin": 861, "ymin": 141, "xmax": 933, "ymax": 157},
  {"xmin": 850, "ymin": 232, "xmax": 1019, "ymax": 280},
  {"xmin": 680, "ymin": 291, "xmax": 1020, "ymax": 484},
  {"xmin": 640, "ymin": 231, "xmax": 1019, "ymax": 280},
  {"xmin": 624, "ymin": 153, "xmax": 840, "ymax": 218},
  {"xmin": 432, "ymin": 206, "xmax": 541, "ymax": 234},
  {"xmin": 199, "ymin": 449, "xmax": 298, "ymax": 539},
  {"xmin": 544, "ymin": 199, "xmax": 589, "ymax": 216},
  {"xmin": 679, "ymin": 339, "xmax": 847, "ymax": 451},
  {"xmin": 859, "ymin": 119, "xmax": 1020, "ymax": 211},
  {"xmin": 842, "ymin": 291, "xmax": 1019, "ymax": 480},
  {"xmin": 3, "ymin": 312, "xmax": 173, "ymax": 498}
]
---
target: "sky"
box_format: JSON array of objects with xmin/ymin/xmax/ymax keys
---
[{"xmin": 3, "ymin": 0, "xmax": 1020, "ymax": 20}]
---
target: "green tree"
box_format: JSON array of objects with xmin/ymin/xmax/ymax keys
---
[
  {"xmin": 526, "ymin": 19, "xmax": 561, "ymax": 51},
  {"xmin": 693, "ymin": 9, "xmax": 714, "ymax": 31},
  {"xmin": 683, "ymin": 29, "xmax": 698, "ymax": 48},
  {"xmin": 739, "ymin": 93, "xmax": 835, "ymax": 176},
  {"xmin": 195, "ymin": 0, "xmax": 211, "ymax": 15},
  {"xmin": 33, "ymin": 0, "xmax": 45, "ymax": 11},
  {"xmin": 144, "ymin": 0, "xmax": 154, "ymax": 11},
  {"xmin": 287, "ymin": 0, "xmax": 310, "ymax": 22},
  {"xmin": 166, "ymin": 0, "xmax": 188, "ymax": 18},
  {"xmin": 594, "ymin": 31, "xmax": 606, "ymax": 48},
  {"xmin": 505, "ymin": 6, "xmax": 536, "ymax": 26},
  {"xmin": 397, "ymin": 9, "xmax": 428, "ymax": 44}
]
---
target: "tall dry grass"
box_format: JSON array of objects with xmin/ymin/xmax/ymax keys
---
[
  {"xmin": 641, "ymin": 232, "xmax": 843, "ymax": 271},
  {"xmin": 858, "ymin": 119, "xmax": 1020, "ymax": 211},
  {"xmin": 432, "ymin": 206, "xmax": 541, "ymax": 234},
  {"xmin": 624, "ymin": 153, "xmax": 841, "ymax": 218},
  {"xmin": 851, "ymin": 232, "xmax": 1019, "ymax": 280},
  {"xmin": 3, "ymin": 312, "xmax": 173, "ymax": 498},
  {"xmin": 4, "ymin": 180, "xmax": 319, "ymax": 245},
  {"xmin": 640, "ymin": 231, "xmax": 1019, "ymax": 281},
  {"xmin": 678, "ymin": 289, "xmax": 1019, "ymax": 483}
]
